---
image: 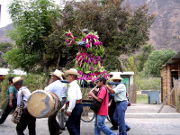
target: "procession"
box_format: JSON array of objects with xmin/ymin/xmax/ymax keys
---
[{"xmin": 1, "ymin": 0, "xmax": 180, "ymax": 135}]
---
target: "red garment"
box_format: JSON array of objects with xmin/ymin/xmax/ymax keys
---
[{"xmin": 97, "ymin": 86, "xmax": 109, "ymax": 116}]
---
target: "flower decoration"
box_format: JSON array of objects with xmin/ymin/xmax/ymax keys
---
[
  {"xmin": 65, "ymin": 31, "xmax": 76, "ymax": 46},
  {"xmin": 65, "ymin": 31, "xmax": 109, "ymax": 81}
]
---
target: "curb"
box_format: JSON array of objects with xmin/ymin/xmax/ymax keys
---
[{"xmin": 126, "ymin": 113, "xmax": 180, "ymax": 118}]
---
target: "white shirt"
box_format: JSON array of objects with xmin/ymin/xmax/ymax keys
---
[
  {"xmin": 67, "ymin": 80, "xmax": 82, "ymax": 112},
  {"xmin": 114, "ymin": 83, "xmax": 128, "ymax": 102},
  {"xmin": 45, "ymin": 80, "xmax": 67, "ymax": 101},
  {"xmin": 17, "ymin": 86, "xmax": 31, "ymax": 108}
]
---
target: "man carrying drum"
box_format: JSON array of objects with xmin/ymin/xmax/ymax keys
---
[
  {"xmin": 13, "ymin": 77, "xmax": 36, "ymax": 135},
  {"xmin": 45, "ymin": 69, "xmax": 67, "ymax": 135},
  {"xmin": 64, "ymin": 68, "xmax": 83, "ymax": 135}
]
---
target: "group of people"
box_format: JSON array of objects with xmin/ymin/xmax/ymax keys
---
[
  {"xmin": 88, "ymin": 75, "xmax": 130, "ymax": 135},
  {"xmin": 0, "ymin": 68, "xmax": 130, "ymax": 135}
]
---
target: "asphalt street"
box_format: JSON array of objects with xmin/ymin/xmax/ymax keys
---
[{"xmin": 1, "ymin": 104, "xmax": 180, "ymax": 135}]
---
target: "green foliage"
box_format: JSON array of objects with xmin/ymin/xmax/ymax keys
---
[
  {"xmin": 135, "ymin": 44, "xmax": 154, "ymax": 72},
  {"xmin": 136, "ymin": 76, "xmax": 161, "ymax": 90},
  {"xmin": 6, "ymin": 0, "xmax": 154, "ymax": 72},
  {"xmin": 0, "ymin": 42, "xmax": 13, "ymax": 67},
  {"xmin": 125, "ymin": 56, "xmax": 137, "ymax": 73},
  {"xmin": 143, "ymin": 49, "xmax": 176, "ymax": 77},
  {"xmin": 136, "ymin": 94, "xmax": 148, "ymax": 104},
  {"xmin": 0, "ymin": 74, "xmax": 47, "ymax": 108},
  {"xmin": 63, "ymin": 0, "xmax": 154, "ymax": 71},
  {"xmin": 4, "ymin": 48, "xmax": 40, "ymax": 71},
  {"xmin": 7, "ymin": 0, "xmax": 62, "ymax": 72}
]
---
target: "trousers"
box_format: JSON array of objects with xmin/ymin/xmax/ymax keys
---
[
  {"xmin": 66, "ymin": 104, "xmax": 83, "ymax": 135},
  {"xmin": 0, "ymin": 100, "xmax": 17, "ymax": 124},
  {"xmin": 108, "ymin": 99, "xmax": 118, "ymax": 127},
  {"xmin": 16, "ymin": 109, "xmax": 36, "ymax": 135},
  {"xmin": 113, "ymin": 101, "xmax": 129, "ymax": 135}
]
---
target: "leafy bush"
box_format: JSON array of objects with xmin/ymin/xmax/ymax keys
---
[
  {"xmin": 136, "ymin": 76, "xmax": 161, "ymax": 90},
  {"xmin": 143, "ymin": 49, "xmax": 176, "ymax": 77},
  {"xmin": 0, "ymin": 74, "xmax": 47, "ymax": 108}
]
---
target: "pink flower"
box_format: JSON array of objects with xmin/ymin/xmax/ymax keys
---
[
  {"xmin": 94, "ymin": 41, "xmax": 103, "ymax": 46},
  {"xmin": 86, "ymin": 44, "xmax": 90, "ymax": 48}
]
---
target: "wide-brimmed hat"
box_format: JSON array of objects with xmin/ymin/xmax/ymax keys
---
[
  {"xmin": 110, "ymin": 75, "xmax": 123, "ymax": 81},
  {"xmin": 64, "ymin": 68, "xmax": 80, "ymax": 77},
  {"xmin": 13, "ymin": 76, "xmax": 23, "ymax": 84},
  {"xmin": 51, "ymin": 69, "xmax": 64, "ymax": 80}
]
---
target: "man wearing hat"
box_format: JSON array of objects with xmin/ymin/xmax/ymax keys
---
[
  {"xmin": 64, "ymin": 68, "xmax": 83, "ymax": 135},
  {"xmin": 13, "ymin": 77, "xmax": 36, "ymax": 135},
  {"xmin": 0, "ymin": 77, "xmax": 17, "ymax": 124},
  {"xmin": 45, "ymin": 69, "xmax": 67, "ymax": 135},
  {"xmin": 106, "ymin": 75, "xmax": 130, "ymax": 135}
]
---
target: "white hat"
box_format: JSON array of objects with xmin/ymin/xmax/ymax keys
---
[
  {"xmin": 110, "ymin": 75, "xmax": 123, "ymax": 81},
  {"xmin": 64, "ymin": 68, "xmax": 80, "ymax": 77},
  {"xmin": 51, "ymin": 69, "xmax": 64, "ymax": 80},
  {"xmin": 13, "ymin": 76, "xmax": 23, "ymax": 84}
]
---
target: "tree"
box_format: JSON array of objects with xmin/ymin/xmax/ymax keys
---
[
  {"xmin": 5, "ymin": 0, "xmax": 63, "ymax": 72},
  {"xmin": 0, "ymin": 42, "xmax": 13, "ymax": 67},
  {"xmin": 5, "ymin": 0, "xmax": 154, "ymax": 72},
  {"xmin": 62, "ymin": 0, "xmax": 154, "ymax": 71},
  {"xmin": 135, "ymin": 44, "xmax": 154, "ymax": 72},
  {"xmin": 143, "ymin": 49, "xmax": 176, "ymax": 77}
]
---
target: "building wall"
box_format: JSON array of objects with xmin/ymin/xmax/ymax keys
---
[{"xmin": 161, "ymin": 63, "xmax": 180, "ymax": 107}]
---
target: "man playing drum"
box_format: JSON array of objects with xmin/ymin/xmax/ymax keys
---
[
  {"xmin": 44, "ymin": 69, "xmax": 67, "ymax": 135},
  {"xmin": 64, "ymin": 68, "xmax": 83, "ymax": 135}
]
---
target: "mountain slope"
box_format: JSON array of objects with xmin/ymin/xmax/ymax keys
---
[
  {"xmin": 124, "ymin": 0, "xmax": 180, "ymax": 51},
  {"xmin": 0, "ymin": 0, "xmax": 180, "ymax": 51},
  {"xmin": 0, "ymin": 24, "xmax": 13, "ymax": 43}
]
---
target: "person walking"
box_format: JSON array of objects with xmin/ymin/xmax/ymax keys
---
[
  {"xmin": 13, "ymin": 77, "xmax": 36, "ymax": 135},
  {"xmin": 45, "ymin": 69, "xmax": 67, "ymax": 135},
  {"xmin": 109, "ymin": 96, "xmax": 118, "ymax": 130},
  {"xmin": 106, "ymin": 75, "xmax": 130, "ymax": 135},
  {"xmin": 88, "ymin": 77, "xmax": 116, "ymax": 135},
  {"xmin": 64, "ymin": 68, "xmax": 83, "ymax": 135},
  {"xmin": 0, "ymin": 77, "xmax": 17, "ymax": 124}
]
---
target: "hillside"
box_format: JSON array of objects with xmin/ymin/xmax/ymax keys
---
[
  {"xmin": 0, "ymin": 0, "xmax": 180, "ymax": 51},
  {"xmin": 124, "ymin": 0, "xmax": 180, "ymax": 51},
  {"xmin": 0, "ymin": 24, "xmax": 13, "ymax": 43}
]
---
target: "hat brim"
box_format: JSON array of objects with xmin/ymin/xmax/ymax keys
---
[
  {"xmin": 110, "ymin": 77, "xmax": 122, "ymax": 81},
  {"xmin": 64, "ymin": 70, "xmax": 80, "ymax": 77},
  {"xmin": 13, "ymin": 78, "xmax": 23, "ymax": 84}
]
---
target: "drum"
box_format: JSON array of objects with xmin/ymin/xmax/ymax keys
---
[{"xmin": 27, "ymin": 90, "xmax": 60, "ymax": 118}]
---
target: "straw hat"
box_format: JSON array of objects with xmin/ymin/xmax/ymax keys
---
[
  {"xmin": 64, "ymin": 68, "xmax": 80, "ymax": 77},
  {"xmin": 13, "ymin": 76, "xmax": 23, "ymax": 84},
  {"xmin": 110, "ymin": 75, "xmax": 123, "ymax": 81},
  {"xmin": 51, "ymin": 69, "xmax": 64, "ymax": 80}
]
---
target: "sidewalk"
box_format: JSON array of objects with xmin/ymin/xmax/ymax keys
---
[{"xmin": 126, "ymin": 103, "xmax": 180, "ymax": 118}]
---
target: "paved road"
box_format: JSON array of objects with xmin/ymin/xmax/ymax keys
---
[
  {"xmin": 1, "ymin": 116, "xmax": 180, "ymax": 135},
  {"xmin": 1, "ymin": 104, "xmax": 180, "ymax": 135}
]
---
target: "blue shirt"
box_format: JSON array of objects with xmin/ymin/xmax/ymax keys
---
[
  {"xmin": 114, "ymin": 83, "xmax": 128, "ymax": 102},
  {"xmin": 45, "ymin": 80, "xmax": 67, "ymax": 101}
]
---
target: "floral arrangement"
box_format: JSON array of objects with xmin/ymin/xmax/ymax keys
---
[{"xmin": 65, "ymin": 31, "xmax": 110, "ymax": 81}]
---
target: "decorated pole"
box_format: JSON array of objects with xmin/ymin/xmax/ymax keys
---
[{"xmin": 65, "ymin": 30, "xmax": 110, "ymax": 83}]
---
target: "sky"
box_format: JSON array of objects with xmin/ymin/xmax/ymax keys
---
[
  {"xmin": 0, "ymin": 0, "xmax": 12, "ymax": 28},
  {"xmin": 0, "ymin": 0, "xmax": 69, "ymax": 28}
]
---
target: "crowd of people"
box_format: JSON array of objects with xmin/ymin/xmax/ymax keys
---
[{"xmin": 0, "ymin": 68, "xmax": 130, "ymax": 135}]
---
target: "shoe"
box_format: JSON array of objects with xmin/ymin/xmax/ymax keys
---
[
  {"xmin": 126, "ymin": 127, "xmax": 131, "ymax": 132},
  {"xmin": 110, "ymin": 126, "xmax": 118, "ymax": 130}
]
